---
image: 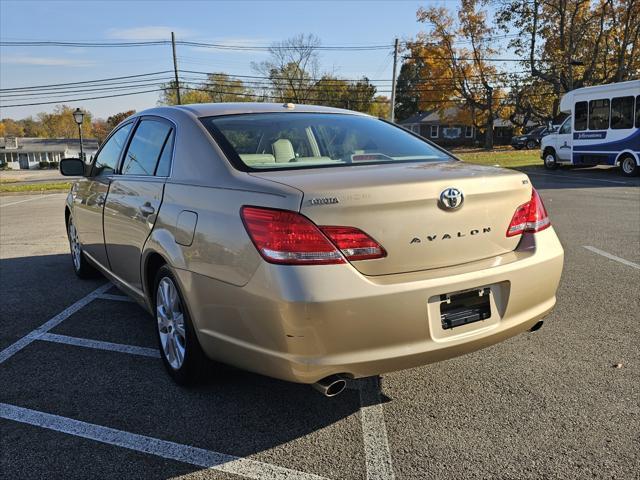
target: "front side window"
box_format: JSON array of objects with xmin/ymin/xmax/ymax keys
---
[
  {"xmin": 610, "ymin": 96, "xmax": 634, "ymax": 129},
  {"xmin": 560, "ymin": 117, "xmax": 572, "ymax": 134},
  {"xmin": 636, "ymin": 96, "xmax": 640, "ymax": 128},
  {"xmin": 574, "ymin": 102, "xmax": 588, "ymax": 131},
  {"xmin": 203, "ymin": 113, "xmax": 452, "ymax": 171},
  {"xmin": 589, "ymin": 99, "xmax": 610, "ymax": 130},
  {"xmin": 92, "ymin": 123, "xmax": 133, "ymax": 176},
  {"xmin": 121, "ymin": 120, "xmax": 173, "ymax": 176}
]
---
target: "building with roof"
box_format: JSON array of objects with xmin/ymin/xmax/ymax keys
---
[
  {"xmin": 0, "ymin": 137, "xmax": 99, "ymax": 170},
  {"xmin": 399, "ymin": 107, "xmax": 537, "ymax": 147}
]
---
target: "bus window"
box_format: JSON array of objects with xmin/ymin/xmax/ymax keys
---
[
  {"xmin": 636, "ymin": 96, "xmax": 640, "ymax": 128},
  {"xmin": 589, "ymin": 99, "xmax": 610, "ymax": 130},
  {"xmin": 610, "ymin": 96, "xmax": 634, "ymax": 129},
  {"xmin": 574, "ymin": 102, "xmax": 588, "ymax": 131}
]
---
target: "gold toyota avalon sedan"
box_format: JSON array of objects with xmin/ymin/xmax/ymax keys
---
[{"xmin": 60, "ymin": 103, "xmax": 564, "ymax": 397}]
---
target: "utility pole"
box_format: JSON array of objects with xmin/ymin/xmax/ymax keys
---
[
  {"xmin": 171, "ymin": 31, "xmax": 181, "ymax": 105},
  {"xmin": 485, "ymin": 86, "xmax": 494, "ymax": 150},
  {"xmin": 390, "ymin": 38, "xmax": 399, "ymax": 123}
]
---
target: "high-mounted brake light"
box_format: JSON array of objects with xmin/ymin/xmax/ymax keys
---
[
  {"xmin": 240, "ymin": 206, "xmax": 386, "ymax": 265},
  {"xmin": 506, "ymin": 188, "xmax": 551, "ymax": 237}
]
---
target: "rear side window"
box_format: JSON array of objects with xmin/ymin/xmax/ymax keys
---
[
  {"xmin": 610, "ymin": 96, "xmax": 634, "ymax": 129},
  {"xmin": 92, "ymin": 123, "xmax": 133, "ymax": 176},
  {"xmin": 588, "ymin": 99, "xmax": 610, "ymax": 130},
  {"xmin": 636, "ymin": 96, "xmax": 640, "ymax": 128},
  {"xmin": 574, "ymin": 102, "xmax": 588, "ymax": 131},
  {"xmin": 154, "ymin": 130, "xmax": 174, "ymax": 177},
  {"xmin": 121, "ymin": 119, "xmax": 173, "ymax": 176}
]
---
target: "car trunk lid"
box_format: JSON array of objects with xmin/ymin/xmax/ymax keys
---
[{"xmin": 250, "ymin": 161, "xmax": 532, "ymax": 276}]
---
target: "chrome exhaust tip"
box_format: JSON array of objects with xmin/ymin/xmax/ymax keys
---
[
  {"xmin": 529, "ymin": 320, "xmax": 544, "ymax": 332},
  {"xmin": 312, "ymin": 375, "xmax": 347, "ymax": 397}
]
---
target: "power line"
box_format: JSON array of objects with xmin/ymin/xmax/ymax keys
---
[
  {"xmin": 0, "ymin": 80, "xmax": 174, "ymax": 99},
  {"xmin": 0, "ymin": 71, "xmax": 173, "ymax": 92},
  {"xmin": 0, "ymin": 88, "xmax": 163, "ymax": 108}
]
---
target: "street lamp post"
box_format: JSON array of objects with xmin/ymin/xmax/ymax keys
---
[{"xmin": 73, "ymin": 108, "xmax": 85, "ymax": 161}]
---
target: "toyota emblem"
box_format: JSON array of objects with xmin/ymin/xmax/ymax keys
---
[{"xmin": 439, "ymin": 187, "xmax": 464, "ymax": 210}]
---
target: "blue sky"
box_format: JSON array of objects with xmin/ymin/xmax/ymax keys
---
[{"xmin": 1, "ymin": 0, "xmax": 458, "ymax": 119}]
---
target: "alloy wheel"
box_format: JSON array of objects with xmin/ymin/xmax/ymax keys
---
[
  {"xmin": 68, "ymin": 220, "xmax": 81, "ymax": 271},
  {"xmin": 156, "ymin": 277, "xmax": 187, "ymax": 370}
]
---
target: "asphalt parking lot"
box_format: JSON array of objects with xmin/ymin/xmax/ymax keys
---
[{"xmin": 1, "ymin": 167, "xmax": 639, "ymax": 480}]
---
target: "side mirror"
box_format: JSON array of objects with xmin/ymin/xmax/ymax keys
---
[{"xmin": 60, "ymin": 158, "xmax": 85, "ymax": 176}]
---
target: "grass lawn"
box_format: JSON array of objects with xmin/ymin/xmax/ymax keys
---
[
  {"xmin": 455, "ymin": 148, "xmax": 543, "ymax": 168},
  {"xmin": 0, "ymin": 182, "xmax": 71, "ymax": 193}
]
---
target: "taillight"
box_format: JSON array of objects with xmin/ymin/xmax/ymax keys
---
[
  {"xmin": 506, "ymin": 188, "xmax": 551, "ymax": 237},
  {"xmin": 319, "ymin": 226, "xmax": 386, "ymax": 261},
  {"xmin": 241, "ymin": 206, "xmax": 344, "ymax": 264},
  {"xmin": 240, "ymin": 206, "xmax": 385, "ymax": 265}
]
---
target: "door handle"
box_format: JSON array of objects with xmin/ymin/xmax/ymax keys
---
[{"xmin": 139, "ymin": 203, "xmax": 155, "ymax": 216}]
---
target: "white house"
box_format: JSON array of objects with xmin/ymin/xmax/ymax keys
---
[{"xmin": 0, "ymin": 137, "xmax": 99, "ymax": 170}]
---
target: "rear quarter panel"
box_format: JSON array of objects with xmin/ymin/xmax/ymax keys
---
[{"xmin": 143, "ymin": 181, "xmax": 302, "ymax": 290}]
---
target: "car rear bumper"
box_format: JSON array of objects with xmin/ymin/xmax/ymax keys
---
[{"xmin": 177, "ymin": 227, "xmax": 564, "ymax": 383}]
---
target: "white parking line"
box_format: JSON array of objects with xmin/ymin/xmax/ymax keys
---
[
  {"xmin": 96, "ymin": 293, "xmax": 136, "ymax": 303},
  {"xmin": 38, "ymin": 333, "xmax": 161, "ymax": 358},
  {"xmin": 358, "ymin": 377, "xmax": 396, "ymax": 480},
  {"xmin": 0, "ymin": 194, "xmax": 59, "ymax": 208},
  {"xmin": 0, "ymin": 403, "xmax": 329, "ymax": 480},
  {"xmin": 0, "ymin": 283, "xmax": 111, "ymax": 364},
  {"xmin": 583, "ymin": 246, "xmax": 640, "ymax": 270}
]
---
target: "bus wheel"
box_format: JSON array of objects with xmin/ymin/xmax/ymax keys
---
[
  {"xmin": 544, "ymin": 151, "xmax": 558, "ymax": 170},
  {"xmin": 620, "ymin": 155, "xmax": 638, "ymax": 177}
]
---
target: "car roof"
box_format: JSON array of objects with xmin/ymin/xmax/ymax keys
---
[{"xmin": 166, "ymin": 102, "xmax": 369, "ymax": 118}]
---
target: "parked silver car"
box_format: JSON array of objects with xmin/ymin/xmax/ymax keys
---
[{"xmin": 61, "ymin": 103, "xmax": 564, "ymax": 397}]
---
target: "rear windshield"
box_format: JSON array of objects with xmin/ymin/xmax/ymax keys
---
[{"xmin": 202, "ymin": 112, "xmax": 452, "ymax": 171}]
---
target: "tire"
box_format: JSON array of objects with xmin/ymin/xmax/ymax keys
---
[
  {"xmin": 67, "ymin": 216, "xmax": 99, "ymax": 278},
  {"xmin": 512, "ymin": 145, "xmax": 523, "ymax": 150},
  {"xmin": 154, "ymin": 265, "xmax": 208, "ymax": 385},
  {"xmin": 543, "ymin": 150, "xmax": 559, "ymax": 170},
  {"xmin": 619, "ymin": 155, "xmax": 639, "ymax": 177},
  {"xmin": 526, "ymin": 140, "xmax": 537, "ymax": 150}
]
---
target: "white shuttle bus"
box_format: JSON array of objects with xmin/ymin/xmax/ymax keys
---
[{"xmin": 540, "ymin": 80, "xmax": 640, "ymax": 176}]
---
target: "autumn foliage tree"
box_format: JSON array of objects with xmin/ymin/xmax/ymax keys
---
[
  {"xmin": 496, "ymin": 0, "xmax": 640, "ymax": 117},
  {"xmin": 406, "ymin": 0, "xmax": 508, "ymax": 148}
]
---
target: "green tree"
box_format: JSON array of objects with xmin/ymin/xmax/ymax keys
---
[
  {"xmin": 394, "ymin": 61, "xmax": 422, "ymax": 121},
  {"xmin": 160, "ymin": 74, "xmax": 253, "ymax": 105},
  {"xmin": 106, "ymin": 110, "xmax": 136, "ymax": 129}
]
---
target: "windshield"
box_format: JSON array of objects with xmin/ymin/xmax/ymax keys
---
[{"xmin": 202, "ymin": 112, "xmax": 452, "ymax": 171}]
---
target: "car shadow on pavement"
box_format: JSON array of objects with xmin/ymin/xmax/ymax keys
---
[
  {"xmin": 515, "ymin": 165, "xmax": 640, "ymax": 190},
  {"xmin": 0, "ymin": 253, "xmax": 389, "ymax": 478}
]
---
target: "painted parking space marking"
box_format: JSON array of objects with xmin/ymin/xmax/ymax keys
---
[
  {"xmin": 0, "ymin": 194, "xmax": 61, "ymax": 208},
  {"xmin": 1, "ymin": 279, "xmax": 397, "ymax": 479},
  {"xmin": 0, "ymin": 283, "xmax": 111, "ymax": 365},
  {"xmin": 583, "ymin": 246, "xmax": 640, "ymax": 270},
  {"xmin": 0, "ymin": 403, "xmax": 329, "ymax": 480},
  {"xmin": 359, "ymin": 377, "xmax": 396, "ymax": 480},
  {"xmin": 96, "ymin": 293, "xmax": 137, "ymax": 302},
  {"xmin": 38, "ymin": 332, "xmax": 161, "ymax": 358}
]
